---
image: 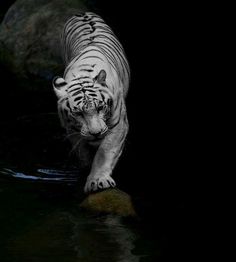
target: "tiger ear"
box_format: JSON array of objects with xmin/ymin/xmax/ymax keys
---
[
  {"xmin": 94, "ymin": 70, "xmax": 106, "ymax": 85},
  {"xmin": 52, "ymin": 76, "xmax": 67, "ymax": 99}
]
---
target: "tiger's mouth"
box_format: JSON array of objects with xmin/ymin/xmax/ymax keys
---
[
  {"xmin": 80, "ymin": 125, "xmax": 108, "ymax": 142},
  {"xmin": 81, "ymin": 132, "xmax": 106, "ymax": 142}
]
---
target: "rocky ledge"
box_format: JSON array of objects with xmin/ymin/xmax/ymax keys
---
[
  {"xmin": 0, "ymin": 0, "xmax": 88, "ymax": 89},
  {"xmin": 80, "ymin": 188, "xmax": 137, "ymax": 217}
]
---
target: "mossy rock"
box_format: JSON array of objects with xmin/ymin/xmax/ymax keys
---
[
  {"xmin": 0, "ymin": 0, "xmax": 88, "ymax": 90},
  {"xmin": 80, "ymin": 188, "xmax": 137, "ymax": 217}
]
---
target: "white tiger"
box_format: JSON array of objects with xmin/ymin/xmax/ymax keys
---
[{"xmin": 52, "ymin": 12, "xmax": 130, "ymax": 193}]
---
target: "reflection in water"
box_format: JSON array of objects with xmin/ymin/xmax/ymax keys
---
[
  {"xmin": 0, "ymin": 168, "xmax": 79, "ymax": 182},
  {"xmin": 0, "ymin": 186, "xmax": 139, "ymax": 262},
  {"xmin": 70, "ymin": 214, "xmax": 139, "ymax": 262},
  {"xmin": 0, "ymin": 179, "xmax": 142, "ymax": 262}
]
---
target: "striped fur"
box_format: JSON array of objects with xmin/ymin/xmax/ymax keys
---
[{"xmin": 53, "ymin": 12, "xmax": 130, "ymax": 193}]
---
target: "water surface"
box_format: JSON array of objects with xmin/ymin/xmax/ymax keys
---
[{"xmin": 0, "ymin": 114, "xmax": 162, "ymax": 262}]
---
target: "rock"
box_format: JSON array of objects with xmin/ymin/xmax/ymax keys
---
[
  {"xmin": 80, "ymin": 188, "xmax": 137, "ymax": 217},
  {"xmin": 0, "ymin": 0, "xmax": 88, "ymax": 90}
]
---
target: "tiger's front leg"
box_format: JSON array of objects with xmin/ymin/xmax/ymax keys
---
[{"xmin": 84, "ymin": 116, "xmax": 128, "ymax": 193}]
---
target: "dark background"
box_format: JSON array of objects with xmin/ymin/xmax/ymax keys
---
[{"xmin": 0, "ymin": 1, "xmax": 202, "ymax": 259}]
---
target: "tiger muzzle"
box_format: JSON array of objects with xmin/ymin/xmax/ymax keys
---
[{"xmin": 86, "ymin": 115, "xmax": 108, "ymax": 139}]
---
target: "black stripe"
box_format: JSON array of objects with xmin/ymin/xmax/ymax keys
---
[
  {"xmin": 83, "ymin": 87, "xmax": 96, "ymax": 91},
  {"xmin": 80, "ymin": 69, "xmax": 93, "ymax": 72},
  {"xmin": 81, "ymin": 55, "xmax": 104, "ymax": 61},
  {"xmin": 71, "ymin": 38, "xmax": 91, "ymax": 50},
  {"xmin": 113, "ymin": 93, "xmax": 121, "ymax": 112},
  {"xmin": 66, "ymin": 23, "xmax": 90, "ymax": 40},
  {"xmin": 74, "ymin": 96, "xmax": 83, "ymax": 102},
  {"xmin": 74, "ymin": 13, "xmax": 85, "ymax": 18},
  {"xmin": 67, "ymin": 83, "xmax": 81, "ymax": 90},
  {"xmin": 69, "ymin": 88, "xmax": 83, "ymax": 94},
  {"xmin": 109, "ymin": 100, "xmax": 123, "ymax": 129},
  {"xmin": 100, "ymin": 92, "xmax": 105, "ymax": 101},
  {"xmin": 77, "ymin": 76, "xmax": 91, "ymax": 80},
  {"xmin": 80, "ymin": 80, "xmax": 93, "ymax": 84},
  {"xmin": 66, "ymin": 100, "xmax": 70, "ymax": 109},
  {"xmin": 95, "ymin": 33, "xmax": 124, "ymax": 50},
  {"xmin": 55, "ymin": 81, "xmax": 66, "ymax": 88},
  {"xmin": 78, "ymin": 63, "xmax": 93, "ymax": 68},
  {"xmin": 88, "ymin": 93, "xmax": 97, "ymax": 97},
  {"xmin": 109, "ymin": 119, "xmax": 120, "ymax": 129},
  {"xmin": 75, "ymin": 100, "xmax": 83, "ymax": 106},
  {"xmin": 66, "ymin": 100, "xmax": 73, "ymax": 114},
  {"xmin": 72, "ymin": 91, "xmax": 83, "ymax": 97},
  {"xmin": 78, "ymin": 48, "xmax": 103, "ymax": 58}
]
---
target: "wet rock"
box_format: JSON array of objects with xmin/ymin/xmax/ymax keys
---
[
  {"xmin": 0, "ymin": 0, "xmax": 88, "ymax": 90},
  {"xmin": 80, "ymin": 188, "xmax": 137, "ymax": 217}
]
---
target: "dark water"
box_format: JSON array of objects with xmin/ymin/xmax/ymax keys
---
[
  {"xmin": 0, "ymin": 180, "xmax": 141, "ymax": 262},
  {"xmin": 0, "ymin": 113, "xmax": 163, "ymax": 262},
  {"xmin": 0, "ymin": 185, "xmax": 140, "ymax": 262}
]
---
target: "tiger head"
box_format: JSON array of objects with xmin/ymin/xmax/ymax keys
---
[{"xmin": 53, "ymin": 70, "xmax": 113, "ymax": 141}]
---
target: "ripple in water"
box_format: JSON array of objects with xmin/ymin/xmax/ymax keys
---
[{"xmin": 0, "ymin": 168, "xmax": 79, "ymax": 183}]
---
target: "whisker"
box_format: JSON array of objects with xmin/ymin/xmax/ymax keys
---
[
  {"xmin": 69, "ymin": 138, "xmax": 82, "ymax": 156},
  {"xmin": 63, "ymin": 131, "xmax": 80, "ymax": 141},
  {"xmin": 104, "ymin": 129, "xmax": 112, "ymax": 136},
  {"xmin": 101, "ymin": 127, "xmax": 108, "ymax": 135}
]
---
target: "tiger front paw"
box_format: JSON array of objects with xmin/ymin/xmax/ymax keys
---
[{"xmin": 84, "ymin": 175, "xmax": 116, "ymax": 193}]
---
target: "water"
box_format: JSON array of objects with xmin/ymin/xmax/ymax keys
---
[
  {"xmin": 0, "ymin": 180, "xmax": 143, "ymax": 262},
  {"xmin": 0, "ymin": 113, "xmax": 164, "ymax": 262}
]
